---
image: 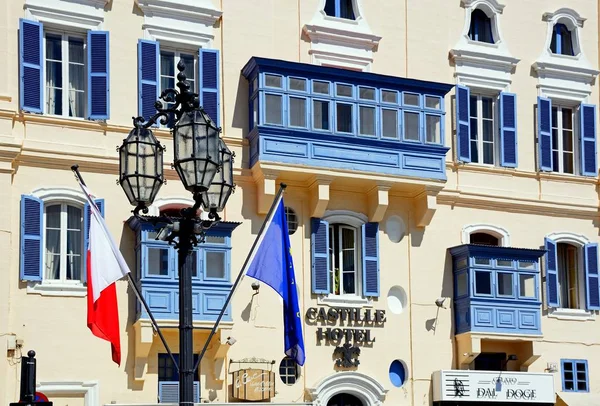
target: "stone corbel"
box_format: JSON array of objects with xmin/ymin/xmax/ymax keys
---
[
  {"xmin": 213, "ymin": 332, "xmax": 232, "ymax": 382},
  {"xmin": 133, "ymin": 320, "xmax": 155, "ymax": 381},
  {"xmin": 520, "ymin": 355, "xmax": 541, "ymax": 372},
  {"xmin": 456, "ymin": 334, "xmax": 481, "ymax": 369},
  {"xmin": 254, "ymin": 172, "xmax": 279, "ymax": 215},
  {"xmin": 413, "ymin": 188, "xmax": 440, "ymax": 228},
  {"xmin": 309, "ymin": 176, "xmax": 332, "ymax": 218},
  {"xmin": 367, "ymin": 185, "xmax": 390, "ymax": 222}
]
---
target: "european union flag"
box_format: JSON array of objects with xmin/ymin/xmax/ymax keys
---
[{"xmin": 246, "ymin": 197, "xmax": 305, "ymax": 366}]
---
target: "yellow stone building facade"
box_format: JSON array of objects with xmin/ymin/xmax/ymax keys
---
[{"xmin": 0, "ymin": 0, "xmax": 599, "ymax": 405}]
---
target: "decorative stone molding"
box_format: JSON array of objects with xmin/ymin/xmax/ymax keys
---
[
  {"xmin": 37, "ymin": 381, "xmax": 99, "ymax": 406},
  {"xmin": 25, "ymin": 0, "xmax": 107, "ymax": 31},
  {"xmin": 461, "ymin": 223, "xmax": 510, "ymax": 246},
  {"xmin": 309, "ymin": 176, "xmax": 333, "ymax": 218},
  {"xmin": 302, "ymin": 0, "xmax": 381, "ymax": 72},
  {"xmin": 308, "ymin": 372, "xmax": 388, "ymax": 406},
  {"xmin": 545, "ymin": 231, "xmax": 590, "ymax": 247},
  {"xmin": 32, "ymin": 187, "xmax": 87, "ymax": 206},
  {"xmin": 450, "ymin": 0, "xmax": 519, "ymax": 92},
  {"xmin": 533, "ymin": 8, "xmax": 599, "ymax": 103},
  {"xmin": 367, "ymin": 185, "xmax": 390, "ymax": 223},
  {"xmin": 253, "ymin": 171, "xmax": 279, "ymax": 215},
  {"xmin": 413, "ymin": 188, "xmax": 441, "ymax": 228},
  {"xmin": 136, "ymin": 0, "xmax": 222, "ymax": 48}
]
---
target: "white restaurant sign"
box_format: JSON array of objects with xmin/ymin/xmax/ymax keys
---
[{"xmin": 432, "ymin": 370, "xmax": 555, "ymax": 403}]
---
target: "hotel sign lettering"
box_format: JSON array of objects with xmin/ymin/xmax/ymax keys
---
[
  {"xmin": 231, "ymin": 368, "xmax": 275, "ymax": 401},
  {"xmin": 305, "ymin": 307, "xmax": 386, "ymax": 344},
  {"xmin": 432, "ymin": 370, "xmax": 555, "ymax": 404}
]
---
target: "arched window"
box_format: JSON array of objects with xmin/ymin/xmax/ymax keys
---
[
  {"xmin": 550, "ymin": 23, "xmax": 574, "ymax": 56},
  {"xmin": 470, "ymin": 232, "xmax": 500, "ymax": 246},
  {"xmin": 469, "ymin": 9, "xmax": 494, "ymax": 43},
  {"xmin": 45, "ymin": 203, "xmax": 84, "ymax": 282},
  {"xmin": 324, "ymin": 0, "xmax": 356, "ymax": 20},
  {"xmin": 327, "ymin": 393, "xmax": 364, "ymax": 406}
]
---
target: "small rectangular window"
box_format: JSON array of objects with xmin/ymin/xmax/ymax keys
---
[
  {"xmin": 205, "ymin": 236, "xmax": 226, "ymax": 244},
  {"xmin": 404, "ymin": 111, "xmax": 420, "ymax": 141},
  {"xmin": 359, "ymin": 87, "xmax": 376, "ymax": 100},
  {"xmin": 562, "ymin": 360, "xmax": 588, "ymax": 392},
  {"xmin": 289, "ymin": 77, "xmax": 307, "ymax": 92},
  {"xmin": 336, "ymin": 103, "xmax": 353, "ymax": 133},
  {"xmin": 206, "ymin": 251, "xmax": 225, "ymax": 279},
  {"xmin": 289, "ymin": 97, "xmax": 307, "ymax": 128},
  {"xmin": 381, "ymin": 90, "xmax": 398, "ymax": 104},
  {"xmin": 265, "ymin": 74, "xmax": 282, "ymax": 88},
  {"xmin": 359, "ymin": 106, "xmax": 375, "ymax": 136},
  {"xmin": 497, "ymin": 272, "xmax": 513, "ymax": 296},
  {"xmin": 456, "ymin": 272, "xmax": 468, "ymax": 297},
  {"xmin": 519, "ymin": 274, "xmax": 536, "ymax": 298},
  {"xmin": 382, "ymin": 109, "xmax": 398, "ymax": 139},
  {"xmin": 475, "ymin": 271, "xmax": 492, "ymax": 295},
  {"xmin": 474, "ymin": 257, "xmax": 491, "ymax": 266},
  {"xmin": 519, "ymin": 261, "xmax": 536, "ymax": 270},
  {"xmin": 403, "ymin": 93, "xmax": 420, "ymax": 106},
  {"xmin": 426, "ymin": 115, "xmax": 441, "ymax": 143},
  {"xmin": 265, "ymin": 94, "xmax": 283, "ymax": 125},
  {"xmin": 313, "ymin": 81, "xmax": 330, "ymax": 95},
  {"xmin": 336, "ymin": 83, "xmax": 353, "ymax": 98},
  {"xmin": 313, "ymin": 100, "xmax": 330, "ymax": 130},
  {"xmin": 425, "ymin": 96, "xmax": 441, "ymax": 109},
  {"xmin": 148, "ymin": 248, "xmax": 169, "ymax": 276}
]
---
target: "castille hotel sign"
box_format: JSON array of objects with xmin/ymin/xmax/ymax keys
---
[{"xmin": 305, "ymin": 306, "xmax": 386, "ymax": 344}]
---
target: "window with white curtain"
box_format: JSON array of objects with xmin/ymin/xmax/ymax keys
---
[
  {"xmin": 44, "ymin": 203, "xmax": 84, "ymax": 282},
  {"xmin": 45, "ymin": 32, "xmax": 86, "ymax": 118},
  {"xmin": 160, "ymin": 50, "xmax": 197, "ymax": 128},
  {"xmin": 328, "ymin": 224, "xmax": 360, "ymax": 296}
]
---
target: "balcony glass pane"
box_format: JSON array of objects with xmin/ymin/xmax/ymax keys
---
[
  {"xmin": 289, "ymin": 77, "xmax": 306, "ymax": 92},
  {"xmin": 313, "ymin": 81, "xmax": 329, "ymax": 95},
  {"xmin": 359, "ymin": 87, "xmax": 376, "ymax": 100},
  {"xmin": 403, "ymin": 93, "xmax": 420, "ymax": 106},
  {"xmin": 425, "ymin": 96, "xmax": 441, "ymax": 109},
  {"xmin": 382, "ymin": 109, "xmax": 398, "ymax": 139},
  {"xmin": 265, "ymin": 74, "xmax": 282, "ymax": 88},
  {"xmin": 404, "ymin": 111, "xmax": 419, "ymax": 141},
  {"xmin": 381, "ymin": 90, "xmax": 397, "ymax": 104},
  {"xmin": 336, "ymin": 84, "xmax": 353, "ymax": 97},
  {"xmin": 336, "ymin": 103, "xmax": 353, "ymax": 133},
  {"xmin": 359, "ymin": 106, "xmax": 375, "ymax": 136},
  {"xmin": 289, "ymin": 97, "xmax": 306, "ymax": 127},
  {"xmin": 519, "ymin": 274, "xmax": 535, "ymax": 298},
  {"xmin": 497, "ymin": 259, "xmax": 512, "ymax": 267},
  {"xmin": 313, "ymin": 100, "xmax": 330, "ymax": 130},
  {"xmin": 497, "ymin": 272, "xmax": 513, "ymax": 296},
  {"xmin": 475, "ymin": 271, "xmax": 492, "ymax": 295},
  {"xmin": 206, "ymin": 251, "xmax": 225, "ymax": 279},
  {"xmin": 148, "ymin": 248, "xmax": 169, "ymax": 276},
  {"xmin": 265, "ymin": 94, "xmax": 283, "ymax": 125},
  {"xmin": 426, "ymin": 115, "xmax": 440, "ymax": 143}
]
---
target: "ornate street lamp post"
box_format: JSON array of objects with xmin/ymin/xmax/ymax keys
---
[{"xmin": 118, "ymin": 61, "xmax": 234, "ymax": 406}]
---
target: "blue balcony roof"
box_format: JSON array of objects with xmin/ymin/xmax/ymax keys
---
[
  {"xmin": 449, "ymin": 244, "xmax": 546, "ymax": 261},
  {"xmin": 242, "ymin": 57, "xmax": 454, "ymax": 96}
]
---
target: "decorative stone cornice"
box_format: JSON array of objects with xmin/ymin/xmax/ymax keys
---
[
  {"xmin": 309, "ymin": 372, "xmax": 388, "ymax": 406},
  {"xmin": 136, "ymin": 0, "xmax": 221, "ymax": 25},
  {"xmin": 25, "ymin": 0, "xmax": 107, "ymax": 30}
]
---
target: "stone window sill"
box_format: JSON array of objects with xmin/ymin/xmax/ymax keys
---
[
  {"xmin": 548, "ymin": 308, "xmax": 594, "ymax": 321},
  {"xmin": 318, "ymin": 295, "xmax": 373, "ymax": 308},
  {"xmin": 27, "ymin": 282, "xmax": 87, "ymax": 297}
]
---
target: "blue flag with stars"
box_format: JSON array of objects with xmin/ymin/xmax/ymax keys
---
[{"xmin": 245, "ymin": 197, "xmax": 305, "ymax": 366}]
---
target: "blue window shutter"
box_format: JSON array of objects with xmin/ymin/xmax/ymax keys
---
[
  {"xmin": 20, "ymin": 195, "xmax": 43, "ymax": 281},
  {"xmin": 584, "ymin": 243, "xmax": 600, "ymax": 311},
  {"xmin": 87, "ymin": 31, "xmax": 110, "ymax": 120},
  {"xmin": 158, "ymin": 382, "xmax": 199, "ymax": 403},
  {"xmin": 362, "ymin": 222, "xmax": 380, "ymax": 297},
  {"xmin": 83, "ymin": 199, "xmax": 105, "ymax": 283},
  {"xmin": 580, "ymin": 104, "xmax": 597, "ymax": 176},
  {"xmin": 138, "ymin": 40, "xmax": 159, "ymax": 123},
  {"xmin": 499, "ymin": 92, "xmax": 518, "ymax": 167},
  {"xmin": 537, "ymin": 97, "xmax": 553, "ymax": 171},
  {"xmin": 311, "ymin": 218, "xmax": 330, "ymax": 294},
  {"xmin": 456, "ymin": 85, "xmax": 471, "ymax": 162},
  {"xmin": 199, "ymin": 49, "xmax": 221, "ymax": 128},
  {"xmin": 19, "ymin": 19, "xmax": 43, "ymax": 113},
  {"xmin": 545, "ymin": 237, "xmax": 559, "ymax": 307}
]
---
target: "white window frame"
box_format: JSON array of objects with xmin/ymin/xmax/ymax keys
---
[
  {"xmin": 551, "ymin": 105, "xmax": 578, "ymax": 175},
  {"xmin": 462, "ymin": 223, "xmax": 510, "ymax": 246},
  {"xmin": 319, "ymin": 210, "xmax": 371, "ymax": 307},
  {"xmin": 27, "ymin": 187, "xmax": 88, "ymax": 297},
  {"xmin": 43, "ymin": 30, "xmax": 88, "ymax": 119},
  {"xmin": 329, "ymin": 224, "xmax": 360, "ymax": 297},
  {"xmin": 546, "ymin": 232, "xmax": 594, "ymax": 321},
  {"xmin": 469, "ymin": 93, "xmax": 499, "ymax": 166},
  {"xmin": 43, "ymin": 202, "xmax": 85, "ymax": 284}
]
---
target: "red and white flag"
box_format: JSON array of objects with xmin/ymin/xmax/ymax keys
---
[{"xmin": 79, "ymin": 183, "xmax": 130, "ymax": 366}]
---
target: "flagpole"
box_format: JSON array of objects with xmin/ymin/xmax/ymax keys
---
[
  {"xmin": 71, "ymin": 164, "xmax": 179, "ymax": 372},
  {"xmin": 192, "ymin": 183, "xmax": 287, "ymax": 375}
]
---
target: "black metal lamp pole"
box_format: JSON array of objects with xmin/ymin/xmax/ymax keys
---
[{"xmin": 117, "ymin": 61, "xmax": 234, "ymax": 406}]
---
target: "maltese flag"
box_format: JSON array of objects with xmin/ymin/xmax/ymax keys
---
[{"xmin": 79, "ymin": 182, "xmax": 130, "ymax": 366}]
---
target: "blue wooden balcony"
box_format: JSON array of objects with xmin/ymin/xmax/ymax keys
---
[
  {"xmin": 450, "ymin": 245, "xmax": 546, "ymax": 336},
  {"xmin": 241, "ymin": 57, "xmax": 454, "ymax": 181},
  {"xmin": 128, "ymin": 217, "xmax": 240, "ymax": 323}
]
